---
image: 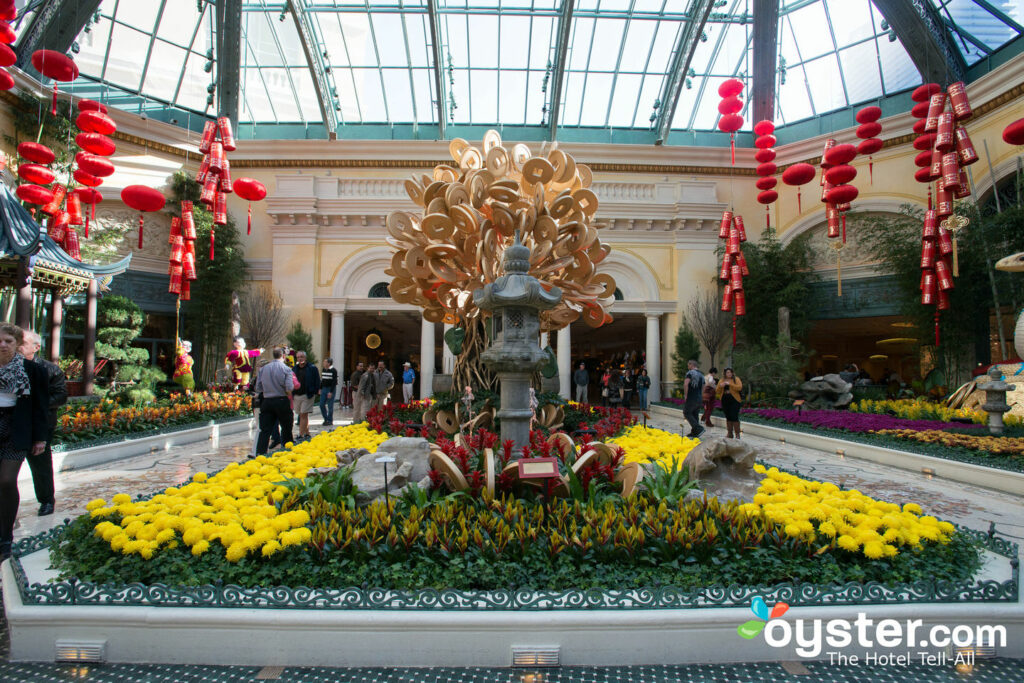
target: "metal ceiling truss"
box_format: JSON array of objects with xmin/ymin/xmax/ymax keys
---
[
  {"xmin": 871, "ymin": 0, "xmax": 967, "ymax": 84},
  {"xmin": 426, "ymin": 0, "xmax": 447, "ymax": 139},
  {"xmin": 287, "ymin": 0, "xmax": 338, "ymax": 138},
  {"xmin": 654, "ymin": 0, "xmax": 715, "ymax": 145},
  {"xmin": 546, "ymin": 0, "xmax": 575, "ymax": 140},
  {"xmin": 751, "ymin": 0, "xmax": 779, "ymax": 126},
  {"xmin": 15, "ymin": 0, "xmax": 103, "ymax": 71}
]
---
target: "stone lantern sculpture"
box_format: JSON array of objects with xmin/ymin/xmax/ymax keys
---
[
  {"xmin": 978, "ymin": 366, "xmax": 1015, "ymax": 436},
  {"xmin": 474, "ymin": 232, "xmax": 561, "ymax": 454}
]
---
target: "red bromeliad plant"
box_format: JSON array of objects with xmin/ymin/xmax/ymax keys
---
[{"xmin": 366, "ymin": 400, "xmax": 438, "ymax": 440}]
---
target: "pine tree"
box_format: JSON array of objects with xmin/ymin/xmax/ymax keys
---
[
  {"xmin": 95, "ymin": 295, "xmax": 165, "ymax": 403},
  {"xmin": 287, "ymin": 321, "xmax": 318, "ymax": 365}
]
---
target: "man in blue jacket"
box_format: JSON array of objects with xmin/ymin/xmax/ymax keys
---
[
  {"xmin": 292, "ymin": 351, "xmax": 320, "ymax": 442},
  {"xmin": 402, "ymin": 361, "xmax": 416, "ymax": 403}
]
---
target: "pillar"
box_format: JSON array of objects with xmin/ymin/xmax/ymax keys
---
[
  {"xmin": 83, "ymin": 279, "xmax": 98, "ymax": 395},
  {"xmin": 557, "ymin": 325, "xmax": 571, "ymax": 399},
  {"xmin": 330, "ymin": 311, "xmax": 344, "ymax": 400},
  {"xmin": 49, "ymin": 294, "xmax": 63, "ymax": 363},
  {"xmin": 15, "ymin": 258, "xmax": 32, "ymax": 329},
  {"xmin": 420, "ymin": 316, "xmax": 435, "ymax": 399},
  {"xmin": 442, "ymin": 322, "xmax": 455, "ymax": 374},
  {"xmin": 645, "ymin": 314, "xmax": 661, "ymax": 404}
]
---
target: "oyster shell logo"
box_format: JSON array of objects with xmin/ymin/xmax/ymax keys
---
[{"xmin": 737, "ymin": 596, "xmax": 789, "ymax": 639}]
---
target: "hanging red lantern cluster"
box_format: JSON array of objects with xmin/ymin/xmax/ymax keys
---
[
  {"xmin": 169, "ymin": 201, "xmax": 199, "ymax": 301},
  {"xmin": 820, "ymin": 140, "xmax": 859, "ymax": 244},
  {"xmin": 716, "ymin": 78, "xmax": 744, "ymax": 165},
  {"xmin": 752, "ymin": 119, "xmax": 778, "ymax": 229},
  {"xmin": 74, "ymin": 99, "xmax": 114, "ymax": 237},
  {"xmin": 855, "ymin": 106, "xmax": 883, "ymax": 183},
  {"xmin": 0, "ymin": 3, "xmax": 16, "ymax": 92},
  {"xmin": 717, "ymin": 210, "xmax": 748, "ymax": 346},
  {"xmin": 15, "ymin": 141, "xmax": 56, "ymax": 208},
  {"xmin": 195, "ymin": 116, "xmax": 237, "ymax": 256}
]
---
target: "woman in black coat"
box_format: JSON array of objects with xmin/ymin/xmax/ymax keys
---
[{"xmin": 0, "ymin": 323, "xmax": 49, "ymax": 559}]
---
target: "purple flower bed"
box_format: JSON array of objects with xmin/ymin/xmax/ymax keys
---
[{"xmin": 744, "ymin": 408, "xmax": 985, "ymax": 433}]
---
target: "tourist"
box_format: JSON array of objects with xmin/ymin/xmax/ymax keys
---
[
  {"xmin": 839, "ymin": 363, "xmax": 859, "ymax": 385},
  {"xmin": 17, "ymin": 330, "xmax": 66, "ymax": 517},
  {"xmin": 249, "ymin": 358, "xmax": 280, "ymax": 451},
  {"xmin": 621, "ymin": 368, "xmax": 635, "ymax": 409},
  {"xmin": 635, "ymin": 368, "xmax": 651, "ymax": 410},
  {"xmin": 224, "ymin": 336, "xmax": 262, "ymax": 391},
  {"xmin": 702, "ymin": 367, "xmax": 718, "ymax": 428},
  {"xmin": 350, "ymin": 361, "xmax": 366, "ymax": 421},
  {"xmin": 292, "ymin": 351, "xmax": 320, "ymax": 441},
  {"xmin": 319, "ymin": 358, "xmax": 338, "ymax": 427},
  {"xmin": 0, "ymin": 323, "xmax": 49, "ymax": 560},
  {"xmin": 402, "ymin": 361, "xmax": 415, "ymax": 403},
  {"xmin": 573, "ymin": 362, "xmax": 589, "ymax": 403},
  {"xmin": 374, "ymin": 361, "xmax": 395, "ymax": 409},
  {"xmin": 607, "ymin": 368, "xmax": 623, "ymax": 406},
  {"xmin": 253, "ymin": 347, "xmax": 294, "ymax": 455},
  {"xmin": 600, "ymin": 367, "xmax": 611, "ymax": 406},
  {"xmin": 358, "ymin": 365, "xmax": 378, "ymax": 418},
  {"xmin": 682, "ymin": 359, "xmax": 705, "ymax": 438},
  {"xmin": 716, "ymin": 367, "xmax": 744, "ymax": 439}
]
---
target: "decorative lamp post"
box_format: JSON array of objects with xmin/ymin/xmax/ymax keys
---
[
  {"xmin": 474, "ymin": 232, "xmax": 561, "ymax": 455},
  {"xmin": 978, "ymin": 366, "xmax": 1015, "ymax": 436}
]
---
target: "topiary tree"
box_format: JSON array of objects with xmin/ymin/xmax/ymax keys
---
[
  {"xmin": 287, "ymin": 320, "xmax": 318, "ymax": 365},
  {"xmin": 95, "ymin": 295, "xmax": 165, "ymax": 403}
]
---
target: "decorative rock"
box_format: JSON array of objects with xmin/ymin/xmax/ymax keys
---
[
  {"xmin": 377, "ymin": 436, "xmax": 433, "ymax": 483},
  {"xmin": 789, "ymin": 373, "xmax": 853, "ymax": 409},
  {"xmin": 682, "ymin": 436, "xmax": 763, "ymax": 503},
  {"xmin": 336, "ymin": 447, "xmax": 370, "ymax": 466}
]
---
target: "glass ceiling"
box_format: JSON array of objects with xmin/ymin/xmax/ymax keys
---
[{"xmin": 11, "ymin": 0, "xmax": 1024, "ymax": 142}]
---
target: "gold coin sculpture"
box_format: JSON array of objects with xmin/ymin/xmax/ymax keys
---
[{"xmin": 387, "ymin": 130, "xmax": 616, "ymax": 332}]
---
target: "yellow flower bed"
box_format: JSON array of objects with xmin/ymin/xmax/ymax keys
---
[
  {"xmin": 85, "ymin": 424, "xmax": 389, "ymax": 561},
  {"xmin": 848, "ymin": 397, "xmax": 1024, "ymax": 426},
  {"xmin": 873, "ymin": 429, "xmax": 1024, "ymax": 455},
  {"xmin": 608, "ymin": 425, "xmax": 700, "ymax": 469},
  {"xmin": 740, "ymin": 465, "xmax": 956, "ymax": 558}
]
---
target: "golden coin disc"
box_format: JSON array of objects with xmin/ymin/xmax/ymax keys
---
[
  {"xmin": 491, "ymin": 178, "xmax": 518, "ymax": 191},
  {"xmin": 530, "ymin": 239, "xmax": 553, "ymax": 266},
  {"xmin": 485, "ymin": 146, "xmax": 509, "ymax": 178},
  {"xmin": 548, "ymin": 190, "xmax": 576, "ymax": 219},
  {"xmin": 425, "ymin": 243, "xmax": 460, "ymax": 260},
  {"xmin": 426, "ymin": 196, "xmax": 448, "ymax": 215},
  {"xmin": 455, "ymin": 290, "xmax": 472, "ymax": 311},
  {"xmin": 548, "ymin": 149, "xmax": 568, "ymax": 182},
  {"xmin": 405, "ymin": 246, "xmax": 432, "ymax": 279},
  {"xmin": 445, "ymin": 182, "xmax": 470, "ymax": 207},
  {"xmin": 572, "ymin": 188, "xmax": 599, "ymax": 217},
  {"xmin": 449, "ymin": 138, "xmax": 470, "ymax": 162},
  {"xmin": 391, "ymin": 251, "xmax": 412, "ymax": 279},
  {"xmin": 511, "ymin": 143, "xmax": 532, "ymax": 170},
  {"xmin": 488, "ymin": 184, "xmax": 518, "ymax": 203},
  {"xmin": 562, "ymin": 220, "xmax": 587, "ymax": 252},
  {"xmin": 442, "ymin": 312, "xmax": 457, "ymax": 325},
  {"xmin": 385, "ymin": 235, "xmax": 412, "ymax": 250},
  {"xmin": 449, "ymin": 204, "xmax": 478, "ymax": 234},
  {"xmin": 459, "ymin": 147, "xmax": 483, "ymax": 171},
  {"xmin": 422, "ymin": 213, "xmax": 455, "ymax": 240},
  {"xmin": 577, "ymin": 164, "xmax": 593, "ymax": 188},
  {"xmin": 567, "ymin": 251, "xmax": 594, "ymax": 280},
  {"xmin": 583, "ymin": 303, "xmax": 604, "ymax": 328},
  {"xmin": 389, "ymin": 278, "xmax": 417, "ymax": 304},
  {"xmin": 550, "ymin": 307, "xmax": 580, "ymax": 326},
  {"xmin": 591, "ymin": 240, "xmax": 611, "ymax": 265},
  {"xmin": 533, "ymin": 215, "xmax": 558, "ymax": 242},
  {"xmin": 483, "ymin": 129, "xmax": 502, "ymax": 153},
  {"xmin": 460, "ymin": 232, "xmax": 480, "ymax": 262},
  {"xmin": 423, "ymin": 180, "xmax": 447, "ymax": 205},
  {"xmin": 428, "ymin": 257, "xmax": 461, "ymax": 284},
  {"xmin": 521, "ymin": 157, "xmax": 555, "ymax": 186},
  {"xmin": 424, "ymin": 307, "xmax": 445, "ymax": 324},
  {"xmin": 403, "ymin": 178, "xmax": 425, "ymax": 205},
  {"xmin": 582, "ymin": 224, "xmax": 598, "ymax": 249},
  {"xmin": 491, "ymin": 203, "xmax": 515, "ymax": 236},
  {"xmin": 591, "ymin": 272, "xmax": 616, "ymax": 297},
  {"xmin": 387, "ymin": 211, "xmax": 415, "ymax": 240},
  {"xmin": 558, "ymin": 153, "xmax": 577, "ymax": 184},
  {"xmin": 470, "ymin": 174, "xmax": 488, "ymax": 208},
  {"xmin": 433, "ymin": 165, "xmax": 458, "ymax": 183}
]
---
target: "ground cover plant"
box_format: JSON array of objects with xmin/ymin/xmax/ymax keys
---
[
  {"xmin": 49, "ymin": 422, "xmax": 982, "ymax": 593},
  {"xmin": 850, "ymin": 398, "xmax": 1022, "ymax": 428},
  {"xmin": 55, "ymin": 392, "xmax": 251, "ymax": 446}
]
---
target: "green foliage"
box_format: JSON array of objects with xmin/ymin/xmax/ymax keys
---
[
  {"xmin": 732, "ymin": 334, "xmax": 807, "ymax": 399},
  {"xmin": 171, "ymin": 172, "xmax": 248, "ymax": 383},
  {"xmin": 730, "ymin": 230, "xmax": 818, "ymax": 343},
  {"xmin": 277, "ymin": 465, "xmax": 360, "ymax": 510},
  {"xmin": 95, "ymin": 295, "xmax": 165, "ymax": 401},
  {"xmin": 670, "ymin": 322, "xmax": 701, "ymax": 381},
  {"xmin": 286, "ymin": 321, "xmax": 318, "ymax": 365},
  {"xmin": 641, "ymin": 457, "xmax": 700, "ymax": 506}
]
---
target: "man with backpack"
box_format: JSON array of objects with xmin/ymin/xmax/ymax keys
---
[
  {"xmin": 682, "ymin": 359, "xmax": 706, "ymax": 439},
  {"xmin": 358, "ymin": 365, "xmax": 377, "ymax": 418}
]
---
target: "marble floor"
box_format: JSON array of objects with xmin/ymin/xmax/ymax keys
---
[{"xmin": 2, "ymin": 408, "xmax": 1023, "ymax": 681}]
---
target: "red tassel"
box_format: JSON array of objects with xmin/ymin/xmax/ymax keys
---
[
  {"xmin": 869, "ymin": 159, "xmax": 873, "ymax": 184},
  {"xmin": 927, "ymin": 185, "xmax": 932, "ymax": 210},
  {"xmin": 51, "ymin": 84, "xmax": 57, "ymax": 116},
  {"xmin": 730, "ymin": 133, "xmax": 735, "ymax": 166},
  {"xmin": 84, "ymin": 213, "xmax": 89, "ymax": 238},
  {"xmin": 797, "ymin": 188, "xmax": 802, "ymax": 214},
  {"xmin": 732, "ymin": 314, "xmax": 737, "ymax": 346},
  {"xmin": 841, "ymin": 213, "xmax": 847, "ymax": 244},
  {"xmin": 765, "ymin": 205, "xmax": 770, "ymax": 230},
  {"xmin": 247, "ymin": 204, "xmax": 252, "ymax": 235},
  {"xmin": 138, "ymin": 214, "xmax": 144, "ymax": 249},
  {"xmin": 210, "ymin": 227, "xmax": 215, "ymax": 261}
]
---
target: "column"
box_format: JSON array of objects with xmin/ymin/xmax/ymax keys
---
[
  {"xmin": 420, "ymin": 316, "xmax": 435, "ymax": 399},
  {"xmin": 83, "ymin": 279, "xmax": 98, "ymax": 395},
  {"xmin": 330, "ymin": 311, "xmax": 344, "ymax": 403},
  {"xmin": 557, "ymin": 325, "xmax": 571, "ymax": 399},
  {"xmin": 645, "ymin": 314, "xmax": 661, "ymax": 404},
  {"xmin": 49, "ymin": 294, "xmax": 63, "ymax": 363},
  {"xmin": 15, "ymin": 258, "xmax": 32, "ymax": 329},
  {"xmin": 442, "ymin": 323, "xmax": 455, "ymax": 374}
]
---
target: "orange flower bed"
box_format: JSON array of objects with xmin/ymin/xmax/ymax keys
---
[{"xmin": 872, "ymin": 429, "xmax": 1024, "ymax": 456}]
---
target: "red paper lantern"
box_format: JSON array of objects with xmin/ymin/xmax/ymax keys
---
[
  {"xmin": 910, "ymin": 101, "xmax": 930, "ymax": 118},
  {"xmin": 717, "ymin": 78, "xmax": 743, "ymax": 98},
  {"xmin": 1003, "ymin": 118, "xmax": 1024, "ymax": 146},
  {"xmin": 0, "ymin": 21, "xmax": 14, "ymax": 44},
  {"xmin": 913, "ymin": 118, "xmax": 927, "ymax": 134},
  {"xmin": 74, "ymin": 186, "xmax": 102, "ymax": 236},
  {"xmin": 855, "ymin": 106, "xmax": 881, "ymax": 123},
  {"xmin": 781, "ymin": 163, "xmax": 815, "ymax": 186},
  {"xmin": 17, "ymin": 141, "xmax": 55, "ymax": 165},
  {"xmin": 0, "ymin": 43, "xmax": 14, "ymax": 67},
  {"xmin": 75, "ymin": 132, "xmax": 115, "ymax": 156},
  {"xmin": 718, "ymin": 96, "xmax": 743, "ymax": 115},
  {"xmin": 824, "ymin": 143, "xmax": 856, "ymax": 166},
  {"xmin": 756, "ymin": 161, "xmax": 777, "ymax": 177},
  {"xmin": 912, "ymin": 83, "xmax": 941, "ymax": 102},
  {"xmin": 754, "ymin": 148, "xmax": 776, "ymax": 163},
  {"xmin": 17, "ymin": 163, "xmax": 55, "ymax": 185},
  {"xmin": 76, "ymin": 110, "xmax": 116, "ymax": 135},
  {"xmin": 757, "ymin": 190, "xmax": 778, "ymax": 204},
  {"xmin": 73, "ymin": 168, "xmax": 102, "ymax": 187},
  {"xmin": 856, "ymin": 122, "xmax": 882, "ymax": 139},
  {"xmin": 16, "ymin": 184, "xmax": 54, "ymax": 205},
  {"xmin": 233, "ymin": 177, "xmax": 267, "ymax": 237},
  {"xmin": 824, "ymin": 164, "xmax": 856, "ymax": 185},
  {"xmin": 753, "ymin": 120, "xmax": 774, "ymax": 136},
  {"xmin": 121, "ymin": 185, "xmax": 166, "ymax": 249},
  {"xmin": 77, "ymin": 99, "xmax": 108, "ymax": 114},
  {"xmin": 31, "ymin": 49, "xmax": 78, "ymax": 81},
  {"xmin": 718, "ymin": 114, "xmax": 743, "ymax": 133},
  {"xmin": 827, "ymin": 184, "xmax": 859, "ymax": 205},
  {"xmin": 857, "ymin": 138, "xmax": 883, "ymax": 155},
  {"xmin": 755, "ymin": 176, "xmax": 777, "ymax": 190},
  {"xmin": 75, "ymin": 152, "xmax": 114, "ymax": 178},
  {"xmin": 755, "ymin": 134, "xmax": 776, "ymax": 149},
  {"xmin": 913, "ymin": 134, "xmax": 936, "ymax": 151},
  {"xmin": 0, "ymin": 69, "xmax": 13, "ymax": 91},
  {"xmin": 913, "ymin": 150, "xmax": 932, "ymax": 168}
]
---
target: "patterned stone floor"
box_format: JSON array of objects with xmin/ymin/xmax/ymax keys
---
[{"xmin": 1, "ymin": 407, "xmax": 1023, "ymax": 680}]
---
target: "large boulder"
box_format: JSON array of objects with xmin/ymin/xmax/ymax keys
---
[
  {"xmin": 790, "ymin": 373, "xmax": 853, "ymax": 409},
  {"xmin": 683, "ymin": 436, "xmax": 763, "ymax": 503},
  {"xmin": 346, "ymin": 437, "xmax": 433, "ymax": 505}
]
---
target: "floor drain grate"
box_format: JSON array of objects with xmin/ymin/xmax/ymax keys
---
[{"xmin": 256, "ymin": 666, "xmax": 284, "ymax": 679}]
